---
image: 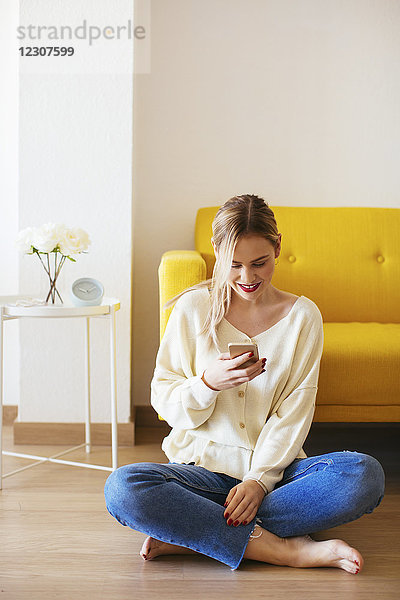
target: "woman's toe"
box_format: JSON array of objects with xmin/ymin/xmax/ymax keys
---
[
  {"xmin": 140, "ymin": 536, "xmax": 154, "ymax": 560},
  {"xmin": 343, "ymin": 550, "xmax": 363, "ymax": 574}
]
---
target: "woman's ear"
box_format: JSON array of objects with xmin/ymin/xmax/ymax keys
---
[{"xmin": 275, "ymin": 233, "xmax": 282, "ymax": 259}]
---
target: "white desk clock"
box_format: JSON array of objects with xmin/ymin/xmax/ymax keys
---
[{"xmin": 71, "ymin": 277, "xmax": 104, "ymax": 306}]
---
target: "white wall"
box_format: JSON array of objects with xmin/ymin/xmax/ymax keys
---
[
  {"xmin": 132, "ymin": 0, "xmax": 400, "ymax": 406},
  {"xmin": 0, "ymin": 0, "xmax": 20, "ymax": 407},
  {"xmin": 17, "ymin": 0, "xmax": 134, "ymax": 423}
]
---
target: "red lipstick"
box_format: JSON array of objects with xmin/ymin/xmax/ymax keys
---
[{"xmin": 237, "ymin": 282, "xmax": 261, "ymax": 293}]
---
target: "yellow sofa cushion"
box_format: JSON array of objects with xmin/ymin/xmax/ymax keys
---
[{"xmin": 318, "ymin": 322, "xmax": 400, "ymax": 407}]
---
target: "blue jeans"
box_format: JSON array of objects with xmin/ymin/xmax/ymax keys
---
[{"xmin": 104, "ymin": 450, "xmax": 385, "ymax": 571}]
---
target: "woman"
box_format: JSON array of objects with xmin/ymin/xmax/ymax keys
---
[{"xmin": 104, "ymin": 195, "xmax": 385, "ymax": 573}]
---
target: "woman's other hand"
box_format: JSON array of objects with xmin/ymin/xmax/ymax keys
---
[
  {"xmin": 201, "ymin": 352, "xmax": 266, "ymax": 391},
  {"xmin": 223, "ymin": 480, "xmax": 266, "ymax": 526}
]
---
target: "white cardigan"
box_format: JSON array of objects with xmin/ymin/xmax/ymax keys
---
[{"xmin": 151, "ymin": 288, "xmax": 324, "ymax": 494}]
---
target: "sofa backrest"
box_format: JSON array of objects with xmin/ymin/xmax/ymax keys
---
[{"xmin": 195, "ymin": 206, "xmax": 400, "ymax": 323}]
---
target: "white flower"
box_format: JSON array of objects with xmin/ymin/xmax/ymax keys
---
[
  {"xmin": 58, "ymin": 227, "xmax": 91, "ymax": 256},
  {"xmin": 16, "ymin": 223, "xmax": 91, "ymax": 257},
  {"xmin": 32, "ymin": 223, "xmax": 67, "ymax": 253},
  {"xmin": 15, "ymin": 227, "xmax": 36, "ymax": 254}
]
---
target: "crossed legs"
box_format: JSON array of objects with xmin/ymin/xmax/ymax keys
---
[{"xmin": 104, "ymin": 451, "xmax": 385, "ymax": 572}]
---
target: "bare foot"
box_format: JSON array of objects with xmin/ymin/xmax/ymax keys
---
[
  {"xmin": 244, "ymin": 525, "xmax": 363, "ymax": 575},
  {"xmin": 287, "ymin": 533, "xmax": 364, "ymax": 574},
  {"xmin": 140, "ymin": 536, "xmax": 198, "ymax": 561}
]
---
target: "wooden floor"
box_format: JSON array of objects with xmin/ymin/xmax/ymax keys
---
[{"xmin": 1, "ymin": 423, "xmax": 399, "ymax": 600}]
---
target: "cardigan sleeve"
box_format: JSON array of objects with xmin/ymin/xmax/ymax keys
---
[
  {"xmin": 242, "ymin": 309, "xmax": 324, "ymax": 494},
  {"xmin": 150, "ymin": 294, "xmax": 219, "ymax": 430}
]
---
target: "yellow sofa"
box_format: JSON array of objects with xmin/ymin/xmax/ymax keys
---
[{"xmin": 158, "ymin": 206, "xmax": 400, "ymax": 422}]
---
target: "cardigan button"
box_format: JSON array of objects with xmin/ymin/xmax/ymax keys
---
[
  {"xmin": 288, "ymin": 255, "xmax": 296, "ymax": 263},
  {"xmin": 376, "ymin": 255, "xmax": 385, "ymax": 263},
  {"xmin": 239, "ymin": 422, "xmax": 246, "ymax": 429},
  {"xmin": 238, "ymin": 391, "xmax": 245, "ymax": 398}
]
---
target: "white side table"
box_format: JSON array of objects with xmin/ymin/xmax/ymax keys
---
[{"xmin": 0, "ymin": 296, "xmax": 120, "ymax": 489}]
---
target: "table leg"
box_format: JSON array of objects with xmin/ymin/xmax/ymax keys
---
[
  {"xmin": 0, "ymin": 307, "xmax": 4, "ymax": 489},
  {"xmin": 110, "ymin": 305, "xmax": 118, "ymax": 470},
  {"xmin": 84, "ymin": 317, "xmax": 91, "ymax": 454}
]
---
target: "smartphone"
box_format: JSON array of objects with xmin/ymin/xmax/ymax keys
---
[{"xmin": 228, "ymin": 342, "xmax": 259, "ymax": 369}]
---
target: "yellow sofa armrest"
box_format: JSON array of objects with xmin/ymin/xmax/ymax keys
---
[{"xmin": 158, "ymin": 250, "xmax": 207, "ymax": 341}]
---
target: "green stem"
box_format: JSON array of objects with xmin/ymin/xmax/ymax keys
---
[
  {"xmin": 53, "ymin": 251, "xmax": 57, "ymax": 303},
  {"xmin": 36, "ymin": 252, "xmax": 50, "ymax": 277},
  {"xmin": 45, "ymin": 254, "xmax": 53, "ymax": 303},
  {"xmin": 45, "ymin": 252, "xmax": 65, "ymax": 303}
]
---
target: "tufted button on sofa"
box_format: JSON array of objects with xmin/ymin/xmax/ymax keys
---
[{"xmin": 158, "ymin": 206, "xmax": 400, "ymax": 422}]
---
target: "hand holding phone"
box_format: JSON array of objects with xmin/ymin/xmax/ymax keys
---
[
  {"xmin": 201, "ymin": 342, "xmax": 265, "ymax": 391},
  {"xmin": 228, "ymin": 343, "xmax": 259, "ymax": 368}
]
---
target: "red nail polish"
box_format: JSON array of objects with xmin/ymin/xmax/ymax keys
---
[
  {"xmin": 354, "ymin": 560, "xmax": 359, "ymax": 567},
  {"xmin": 249, "ymin": 352, "xmax": 254, "ymax": 357},
  {"xmin": 355, "ymin": 569, "xmax": 359, "ymax": 574},
  {"xmin": 227, "ymin": 518, "xmax": 233, "ymax": 525},
  {"xmin": 233, "ymin": 520, "xmax": 239, "ymax": 527},
  {"xmin": 225, "ymin": 512, "xmax": 230, "ymax": 519},
  {"xmin": 224, "ymin": 502, "xmax": 228, "ymax": 507},
  {"xmin": 243, "ymin": 520, "xmax": 247, "ymax": 525}
]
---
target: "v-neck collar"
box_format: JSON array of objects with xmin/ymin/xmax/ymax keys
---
[{"xmin": 222, "ymin": 295, "xmax": 304, "ymax": 340}]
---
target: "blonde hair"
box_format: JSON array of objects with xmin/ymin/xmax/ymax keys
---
[{"xmin": 164, "ymin": 194, "xmax": 280, "ymax": 348}]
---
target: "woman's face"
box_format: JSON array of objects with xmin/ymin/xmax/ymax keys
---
[{"xmin": 225, "ymin": 234, "xmax": 281, "ymax": 303}]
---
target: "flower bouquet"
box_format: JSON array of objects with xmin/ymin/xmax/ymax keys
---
[{"xmin": 16, "ymin": 223, "xmax": 91, "ymax": 304}]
